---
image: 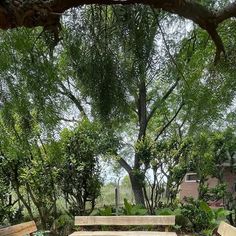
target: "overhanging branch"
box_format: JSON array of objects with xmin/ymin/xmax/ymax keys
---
[{"xmin": 0, "ymin": 1, "xmax": 235, "ymax": 62}]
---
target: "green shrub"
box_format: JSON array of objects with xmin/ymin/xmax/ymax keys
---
[
  {"xmin": 156, "ymin": 207, "xmax": 189, "ymax": 230},
  {"xmin": 53, "ymin": 214, "xmax": 74, "ymax": 236},
  {"xmin": 96, "ymin": 206, "xmax": 114, "ymax": 216},
  {"xmin": 123, "ymin": 198, "xmax": 148, "ymax": 215},
  {"xmin": 181, "ymin": 198, "xmax": 231, "ymax": 235}
]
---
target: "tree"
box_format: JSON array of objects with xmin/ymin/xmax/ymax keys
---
[
  {"xmin": 0, "ymin": 3, "xmax": 235, "ymax": 208},
  {"xmin": 0, "ymin": 114, "xmax": 62, "ymax": 229},
  {"xmin": 59, "ymin": 120, "xmax": 117, "ymax": 215},
  {"xmin": 61, "ymin": 5, "xmax": 236, "ymax": 206},
  {"xmin": 0, "ymin": 69, "xmax": 64, "ymax": 229},
  {"xmin": 0, "ymin": 170, "xmax": 21, "ymax": 225},
  {"xmin": 188, "ymin": 128, "xmax": 236, "ymax": 224},
  {"xmin": 62, "ymin": 5, "xmax": 183, "ymax": 205}
]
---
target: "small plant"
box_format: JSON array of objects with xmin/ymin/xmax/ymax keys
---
[
  {"xmin": 156, "ymin": 207, "xmax": 189, "ymax": 231},
  {"xmin": 53, "ymin": 214, "xmax": 74, "ymax": 236},
  {"xmin": 96, "ymin": 206, "xmax": 113, "ymax": 216},
  {"xmin": 123, "ymin": 198, "xmax": 148, "ymax": 215}
]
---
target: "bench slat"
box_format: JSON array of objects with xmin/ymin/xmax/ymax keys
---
[
  {"xmin": 218, "ymin": 221, "xmax": 236, "ymax": 236},
  {"xmin": 75, "ymin": 216, "xmax": 175, "ymax": 226},
  {"xmin": 69, "ymin": 231, "xmax": 177, "ymax": 236},
  {"xmin": 0, "ymin": 221, "xmax": 37, "ymax": 236}
]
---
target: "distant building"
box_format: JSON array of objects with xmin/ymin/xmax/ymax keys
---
[{"xmin": 179, "ymin": 157, "xmax": 236, "ymax": 207}]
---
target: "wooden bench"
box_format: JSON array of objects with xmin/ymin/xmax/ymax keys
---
[
  {"xmin": 69, "ymin": 216, "xmax": 177, "ymax": 236},
  {"xmin": 218, "ymin": 221, "xmax": 236, "ymax": 236},
  {"xmin": 0, "ymin": 221, "xmax": 37, "ymax": 236}
]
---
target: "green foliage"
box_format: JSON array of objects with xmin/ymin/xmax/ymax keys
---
[
  {"xmin": 181, "ymin": 198, "xmax": 231, "ymax": 235},
  {"xmin": 33, "ymin": 231, "xmax": 51, "ymax": 236},
  {"xmin": 96, "ymin": 206, "xmax": 113, "ymax": 216},
  {"xmin": 151, "ymin": 136, "xmax": 192, "ymax": 205},
  {"xmin": 183, "ymin": 128, "xmax": 236, "ymax": 202},
  {"xmin": 0, "ymin": 3, "xmax": 235, "ymax": 234},
  {"xmin": 0, "ymin": 177, "xmax": 12, "ymax": 224},
  {"xmin": 156, "ymin": 207, "xmax": 189, "ymax": 230},
  {"xmin": 155, "ymin": 199, "xmax": 231, "ymax": 234},
  {"xmin": 60, "ymin": 120, "xmax": 117, "ymax": 215},
  {"xmin": 123, "ymin": 198, "xmax": 148, "ymax": 215},
  {"xmin": 135, "ymin": 137, "xmax": 155, "ymax": 169},
  {"xmin": 200, "ymin": 183, "xmax": 228, "ymax": 202},
  {"xmin": 95, "ymin": 199, "xmax": 148, "ymax": 216},
  {"xmin": 0, "ymin": 28, "xmax": 62, "ymax": 131},
  {"xmin": 0, "ymin": 111, "xmax": 62, "ymax": 228},
  {"xmin": 53, "ymin": 214, "xmax": 74, "ymax": 236},
  {"xmin": 156, "ymin": 208, "xmax": 175, "ymax": 216},
  {"xmin": 224, "ymin": 191, "xmax": 236, "ymax": 226}
]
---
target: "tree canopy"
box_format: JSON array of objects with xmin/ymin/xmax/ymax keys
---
[
  {"xmin": 0, "ymin": 2, "xmax": 235, "ymax": 233},
  {"xmin": 1, "ymin": 1, "xmax": 236, "ymax": 63}
]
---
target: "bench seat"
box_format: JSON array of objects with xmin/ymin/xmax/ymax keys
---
[
  {"xmin": 0, "ymin": 221, "xmax": 37, "ymax": 236},
  {"xmin": 75, "ymin": 216, "xmax": 175, "ymax": 226},
  {"xmin": 70, "ymin": 231, "xmax": 177, "ymax": 236},
  {"xmin": 69, "ymin": 216, "xmax": 177, "ymax": 236},
  {"xmin": 218, "ymin": 221, "xmax": 236, "ymax": 236}
]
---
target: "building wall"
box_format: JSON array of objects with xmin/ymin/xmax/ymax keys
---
[
  {"xmin": 223, "ymin": 167, "xmax": 236, "ymax": 195},
  {"xmin": 179, "ymin": 179, "xmax": 199, "ymax": 200},
  {"xmin": 179, "ymin": 167, "xmax": 236, "ymax": 203}
]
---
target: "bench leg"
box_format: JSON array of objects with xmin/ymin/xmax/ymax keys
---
[{"xmin": 165, "ymin": 226, "xmax": 169, "ymax": 232}]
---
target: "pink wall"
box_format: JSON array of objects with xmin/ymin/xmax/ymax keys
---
[
  {"xmin": 179, "ymin": 168, "xmax": 236, "ymax": 203},
  {"xmin": 223, "ymin": 167, "xmax": 236, "ymax": 194}
]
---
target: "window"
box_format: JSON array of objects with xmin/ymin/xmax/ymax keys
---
[{"xmin": 185, "ymin": 173, "xmax": 198, "ymax": 182}]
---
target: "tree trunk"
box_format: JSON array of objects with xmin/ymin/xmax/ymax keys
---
[
  {"xmin": 129, "ymin": 172, "xmax": 145, "ymax": 206},
  {"xmin": 126, "ymin": 80, "xmax": 147, "ymax": 206},
  {"xmin": 12, "ymin": 168, "xmax": 35, "ymax": 220},
  {"xmin": 14, "ymin": 184, "xmax": 34, "ymax": 220}
]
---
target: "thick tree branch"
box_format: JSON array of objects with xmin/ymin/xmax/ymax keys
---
[
  {"xmin": 137, "ymin": 80, "xmax": 147, "ymax": 140},
  {"xmin": 147, "ymin": 79, "xmax": 179, "ymax": 123},
  {"xmin": 118, "ymin": 156, "xmax": 132, "ymax": 174},
  {"xmin": 216, "ymin": 2, "xmax": 236, "ymax": 24},
  {"xmin": 0, "ymin": 1, "xmax": 235, "ymax": 62},
  {"xmin": 58, "ymin": 82, "xmax": 87, "ymax": 117}
]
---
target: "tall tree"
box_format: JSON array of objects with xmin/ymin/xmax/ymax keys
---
[{"xmin": 62, "ymin": 5, "xmax": 236, "ymax": 205}]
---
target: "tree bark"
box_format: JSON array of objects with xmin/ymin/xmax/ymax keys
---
[
  {"xmin": 14, "ymin": 183, "xmax": 34, "ymax": 221},
  {"xmin": 26, "ymin": 183, "xmax": 48, "ymax": 229},
  {"xmin": 129, "ymin": 172, "xmax": 146, "ymax": 206},
  {"xmin": 137, "ymin": 80, "xmax": 147, "ymax": 140},
  {"xmin": 118, "ymin": 156, "xmax": 146, "ymax": 206},
  {"xmin": 130, "ymin": 80, "xmax": 147, "ymax": 206}
]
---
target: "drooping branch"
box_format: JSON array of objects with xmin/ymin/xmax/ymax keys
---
[{"xmin": 0, "ymin": 1, "xmax": 235, "ymax": 61}]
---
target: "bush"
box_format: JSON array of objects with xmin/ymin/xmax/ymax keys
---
[
  {"xmin": 60, "ymin": 121, "xmax": 104, "ymax": 216},
  {"xmin": 156, "ymin": 207, "xmax": 189, "ymax": 230},
  {"xmin": 181, "ymin": 198, "xmax": 230, "ymax": 235},
  {"xmin": 123, "ymin": 198, "xmax": 148, "ymax": 215},
  {"xmin": 52, "ymin": 214, "xmax": 74, "ymax": 236}
]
